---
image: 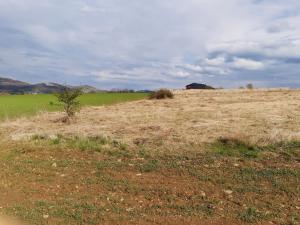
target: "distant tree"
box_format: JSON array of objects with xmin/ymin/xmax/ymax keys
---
[
  {"xmin": 55, "ymin": 88, "xmax": 82, "ymax": 121},
  {"xmin": 246, "ymin": 83, "xmax": 254, "ymax": 89}
]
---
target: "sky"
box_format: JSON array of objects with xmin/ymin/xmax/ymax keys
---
[{"xmin": 0, "ymin": 0, "xmax": 299, "ymax": 90}]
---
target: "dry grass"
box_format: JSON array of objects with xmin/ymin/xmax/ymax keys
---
[{"xmin": 1, "ymin": 89, "xmax": 300, "ymax": 151}]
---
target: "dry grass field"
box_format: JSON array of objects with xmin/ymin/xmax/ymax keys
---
[
  {"xmin": 2, "ymin": 89, "xmax": 300, "ymax": 148},
  {"xmin": 0, "ymin": 89, "xmax": 299, "ymax": 225}
]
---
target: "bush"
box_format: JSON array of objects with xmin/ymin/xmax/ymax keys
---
[
  {"xmin": 149, "ymin": 89, "xmax": 174, "ymax": 100},
  {"xmin": 246, "ymin": 83, "xmax": 254, "ymax": 89},
  {"xmin": 55, "ymin": 88, "xmax": 82, "ymax": 121}
]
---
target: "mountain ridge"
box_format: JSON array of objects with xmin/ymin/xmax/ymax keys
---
[{"xmin": 0, "ymin": 77, "xmax": 100, "ymax": 94}]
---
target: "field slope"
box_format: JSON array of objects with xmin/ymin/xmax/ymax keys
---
[{"xmin": 0, "ymin": 89, "xmax": 299, "ymax": 225}]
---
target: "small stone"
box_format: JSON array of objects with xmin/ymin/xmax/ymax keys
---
[
  {"xmin": 49, "ymin": 135, "xmax": 58, "ymax": 140},
  {"xmin": 52, "ymin": 163, "xmax": 57, "ymax": 168},
  {"xmin": 60, "ymin": 174, "xmax": 66, "ymax": 177},
  {"xmin": 234, "ymin": 163, "xmax": 239, "ymax": 167},
  {"xmin": 117, "ymin": 159, "xmax": 122, "ymax": 163},
  {"xmin": 136, "ymin": 173, "xmax": 142, "ymax": 176},
  {"xmin": 224, "ymin": 190, "xmax": 233, "ymax": 195},
  {"xmin": 200, "ymin": 191, "xmax": 206, "ymax": 197},
  {"xmin": 43, "ymin": 214, "xmax": 49, "ymax": 219},
  {"xmin": 126, "ymin": 208, "xmax": 134, "ymax": 212}
]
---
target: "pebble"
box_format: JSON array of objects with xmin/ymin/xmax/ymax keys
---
[
  {"xmin": 200, "ymin": 191, "xmax": 206, "ymax": 197},
  {"xmin": 224, "ymin": 190, "xmax": 233, "ymax": 195},
  {"xmin": 126, "ymin": 208, "xmax": 134, "ymax": 212},
  {"xmin": 43, "ymin": 214, "xmax": 49, "ymax": 219}
]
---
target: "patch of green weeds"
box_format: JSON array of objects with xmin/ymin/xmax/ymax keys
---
[
  {"xmin": 211, "ymin": 137, "xmax": 260, "ymax": 158},
  {"xmin": 211, "ymin": 138, "xmax": 300, "ymax": 160},
  {"xmin": 138, "ymin": 159, "xmax": 160, "ymax": 173},
  {"xmin": 238, "ymin": 207, "xmax": 266, "ymax": 223}
]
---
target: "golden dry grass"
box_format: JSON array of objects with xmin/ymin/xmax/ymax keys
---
[{"xmin": 1, "ymin": 89, "xmax": 300, "ymax": 150}]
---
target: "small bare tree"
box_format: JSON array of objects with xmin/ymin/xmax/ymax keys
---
[{"xmin": 55, "ymin": 88, "xmax": 82, "ymax": 121}]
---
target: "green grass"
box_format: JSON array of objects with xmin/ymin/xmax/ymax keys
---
[
  {"xmin": 0, "ymin": 92, "xmax": 147, "ymax": 120},
  {"xmin": 211, "ymin": 137, "xmax": 260, "ymax": 158},
  {"xmin": 210, "ymin": 137, "xmax": 300, "ymax": 161}
]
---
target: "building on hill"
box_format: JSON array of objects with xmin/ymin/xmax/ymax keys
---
[{"xmin": 186, "ymin": 83, "xmax": 214, "ymax": 90}]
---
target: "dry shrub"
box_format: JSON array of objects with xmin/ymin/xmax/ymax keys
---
[{"xmin": 149, "ymin": 89, "xmax": 174, "ymax": 100}]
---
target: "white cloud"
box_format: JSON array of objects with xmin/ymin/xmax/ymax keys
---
[
  {"xmin": 232, "ymin": 58, "xmax": 265, "ymax": 70},
  {"xmin": 204, "ymin": 57, "xmax": 226, "ymax": 66}
]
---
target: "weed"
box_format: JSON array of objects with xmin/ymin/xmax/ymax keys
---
[
  {"xmin": 211, "ymin": 137, "xmax": 260, "ymax": 158},
  {"xmin": 238, "ymin": 207, "xmax": 265, "ymax": 223},
  {"xmin": 138, "ymin": 159, "xmax": 160, "ymax": 173}
]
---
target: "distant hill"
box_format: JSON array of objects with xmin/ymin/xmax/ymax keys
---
[{"xmin": 0, "ymin": 77, "xmax": 101, "ymax": 94}]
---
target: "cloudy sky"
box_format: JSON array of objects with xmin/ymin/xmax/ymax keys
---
[{"xmin": 0, "ymin": 0, "xmax": 299, "ymax": 89}]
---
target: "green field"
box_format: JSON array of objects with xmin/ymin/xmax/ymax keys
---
[{"xmin": 0, "ymin": 93, "xmax": 148, "ymax": 120}]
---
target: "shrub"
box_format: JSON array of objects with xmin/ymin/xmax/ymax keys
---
[
  {"xmin": 55, "ymin": 88, "xmax": 82, "ymax": 121},
  {"xmin": 149, "ymin": 89, "xmax": 174, "ymax": 100},
  {"xmin": 246, "ymin": 83, "xmax": 254, "ymax": 89}
]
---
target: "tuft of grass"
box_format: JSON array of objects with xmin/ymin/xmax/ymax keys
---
[
  {"xmin": 31, "ymin": 135, "xmax": 132, "ymax": 156},
  {"xmin": 211, "ymin": 137, "xmax": 300, "ymax": 160},
  {"xmin": 211, "ymin": 137, "xmax": 260, "ymax": 158},
  {"xmin": 138, "ymin": 159, "xmax": 160, "ymax": 173},
  {"xmin": 66, "ymin": 136, "xmax": 108, "ymax": 152},
  {"xmin": 238, "ymin": 207, "xmax": 265, "ymax": 223},
  {"xmin": 264, "ymin": 140, "xmax": 300, "ymax": 161}
]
